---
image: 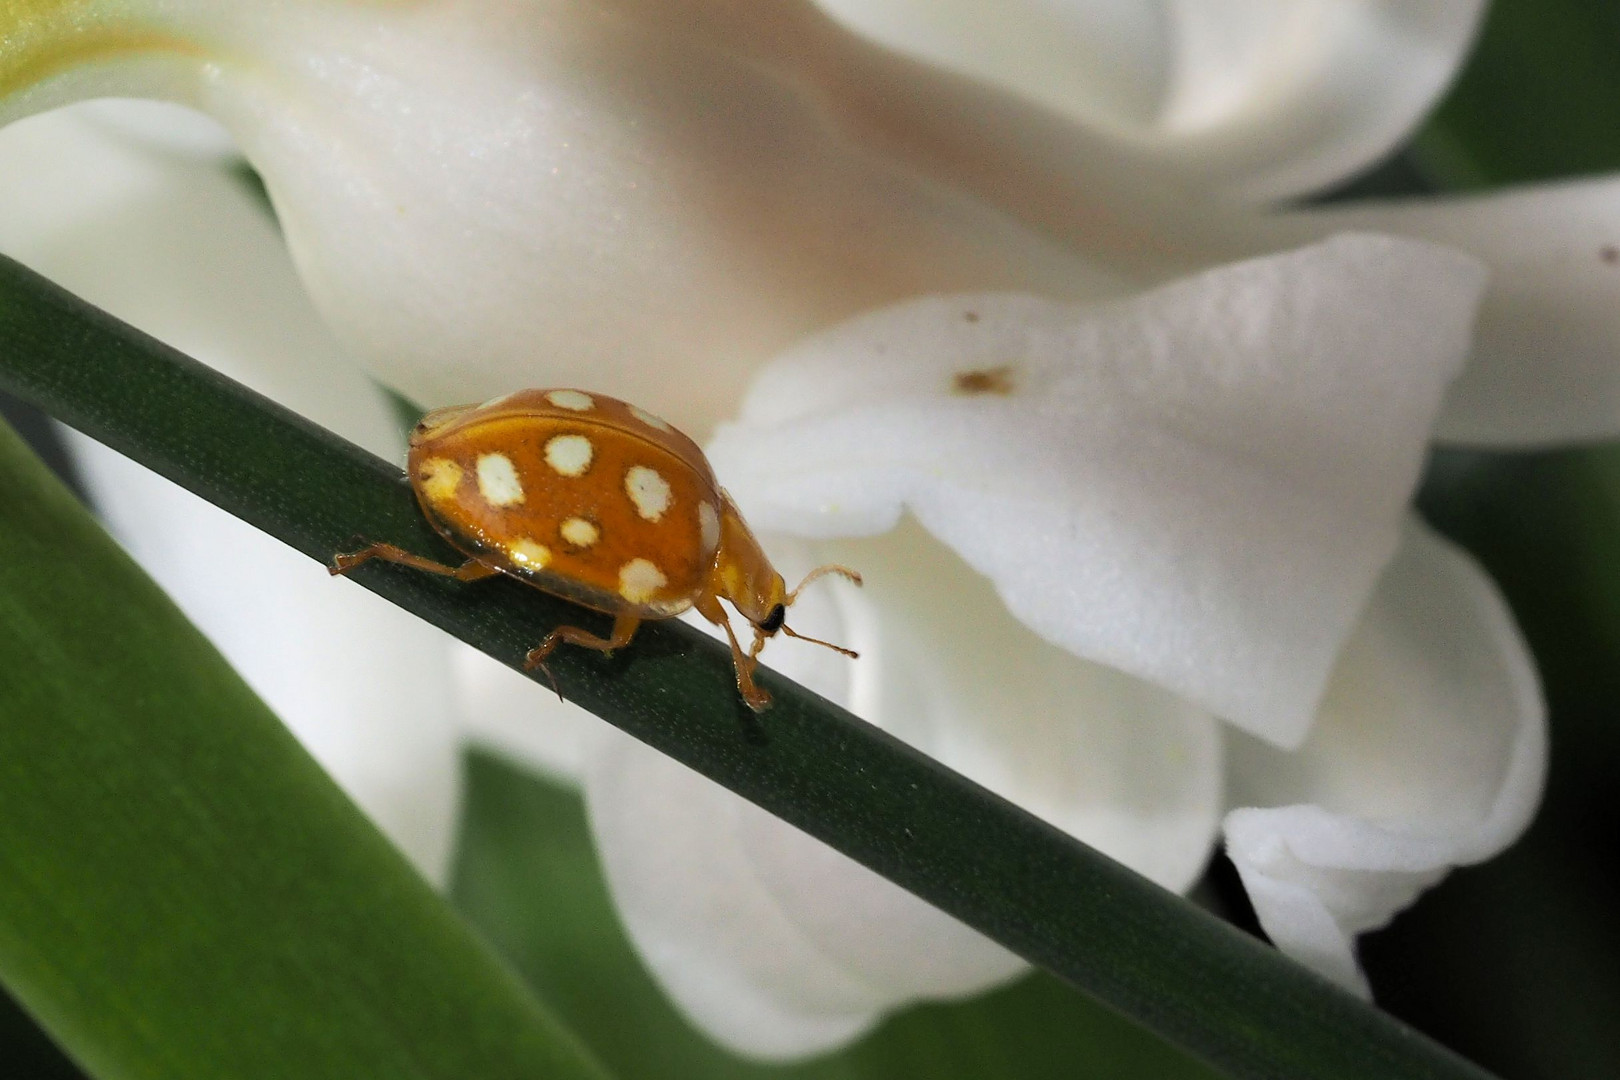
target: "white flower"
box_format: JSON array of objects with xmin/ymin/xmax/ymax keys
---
[{"xmin": 1, "ymin": 0, "xmax": 1594, "ymax": 1060}]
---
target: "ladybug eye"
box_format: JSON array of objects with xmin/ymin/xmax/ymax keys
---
[{"xmin": 758, "ymin": 604, "xmax": 785, "ymax": 634}]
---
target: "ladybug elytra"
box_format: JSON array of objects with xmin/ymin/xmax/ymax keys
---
[{"xmin": 331, "ymin": 388, "xmax": 859, "ymax": 710}]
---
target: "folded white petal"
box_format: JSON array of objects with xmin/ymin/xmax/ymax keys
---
[
  {"xmin": 0, "ymin": 105, "xmax": 462, "ymax": 881},
  {"xmin": 709, "ymin": 236, "xmax": 1486, "ymax": 747},
  {"xmin": 1224, "ymin": 520, "xmax": 1545, "ymax": 994},
  {"xmin": 585, "ymin": 523, "xmax": 1221, "ymax": 1059},
  {"xmin": 1155, "ymin": 1, "xmax": 1485, "ymax": 201},
  {"xmin": 814, "ymin": 1, "xmax": 1486, "ymax": 203},
  {"xmin": 585, "ymin": 725, "xmax": 901, "ymax": 1058},
  {"xmin": 1279, "ymin": 179, "xmax": 1620, "ymax": 446}
]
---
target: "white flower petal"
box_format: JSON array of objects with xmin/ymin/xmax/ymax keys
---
[
  {"xmin": 814, "ymin": 1, "xmax": 1486, "ymax": 203},
  {"xmin": 1279, "ymin": 179, "xmax": 1620, "ymax": 446},
  {"xmin": 77, "ymin": 98, "xmax": 239, "ymax": 159},
  {"xmin": 585, "ymin": 522, "xmax": 1220, "ymax": 1059},
  {"xmin": 0, "ymin": 103, "xmax": 401, "ymax": 458},
  {"xmin": 585, "ymin": 725, "xmax": 896, "ymax": 1059},
  {"xmin": 813, "ymin": 1, "xmax": 1170, "ymax": 127},
  {"xmin": 1224, "ymin": 519, "xmax": 1545, "ymax": 994},
  {"xmin": 183, "ymin": 1, "xmax": 1116, "ymax": 435},
  {"xmin": 0, "ymin": 104, "xmax": 462, "ymax": 881},
  {"xmin": 709, "ymin": 235, "xmax": 1486, "ymax": 747},
  {"xmin": 800, "ymin": 521, "xmax": 1224, "ymax": 894},
  {"xmin": 1153, "ymin": 1, "xmax": 1485, "ymax": 201}
]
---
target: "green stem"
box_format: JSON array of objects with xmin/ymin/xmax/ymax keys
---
[{"xmin": 0, "ymin": 255, "xmax": 1500, "ymax": 1080}]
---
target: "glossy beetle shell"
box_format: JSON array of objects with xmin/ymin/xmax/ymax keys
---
[
  {"xmin": 330, "ymin": 387, "xmax": 859, "ymax": 711},
  {"xmin": 407, "ymin": 388, "xmax": 722, "ymax": 618}
]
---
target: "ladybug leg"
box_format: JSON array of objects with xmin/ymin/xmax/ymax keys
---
[
  {"xmin": 523, "ymin": 614, "xmax": 642, "ymax": 700},
  {"xmin": 329, "ymin": 542, "xmax": 500, "ymax": 582},
  {"xmin": 730, "ymin": 627, "xmax": 771, "ymax": 713},
  {"xmin": 695, "ymin": 593, "xmax": 771, "ymax": 712}
]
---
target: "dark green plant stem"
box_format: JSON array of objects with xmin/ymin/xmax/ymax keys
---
[{"xmin": 0, "ymin": 256, "xmax": 1499, "ymax": 1080}]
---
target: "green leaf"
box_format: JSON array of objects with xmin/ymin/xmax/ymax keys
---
[
  {"xmin": 0, "ymin": 417, "xmax": 610, "ymax": 1078},
  {"xmin": 0, "ymin": 255, "xmax": 1500, "ymax": 1080},
  {"xmin": 454, "ymin": 750, "xmax": 1222, "ymax": 1080}
]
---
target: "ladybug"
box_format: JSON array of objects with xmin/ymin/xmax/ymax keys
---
[{"xmin": 330, "ymin": 388, "xmax": 860, "ymax": 711}]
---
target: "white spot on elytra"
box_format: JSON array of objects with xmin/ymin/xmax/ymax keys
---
[
  {"xmin": 478, "ymin": 391, "xmax": 520, "ymax": 410},
  {"xmin": 560, "ymin": 517, "xmax": 599, "ymax": 548},
  {"xmin": 698, "ymin": 500, "xmax": 720, "ymax": 552},
  {"xmin": 545, "ymin": 434, "xmax": 594, "ymax": 477},
  {"xmin": 476, "ymin": 453, "xmax": 525, "ymax": 506},
  {"xmin": 629, "ymin": 404, "xmax": 673, "ymax": 432},
  {"xmin": 546, "ymin": 389, "xmax": 595, "ymax": 412},
  {"xmin": 418, "ymin": 457, "xmax": 462, "ymax": 503},
  {"xmin": 625, "ymin": 465, "xmax": 672, "ymax": 521},
  {"xmin": 619, "ymin": 558, "xmax": 667, "ymax": 604},
  {"xmin": 508, "ymin": 538, "xmax": 552, "ymax": 567}
]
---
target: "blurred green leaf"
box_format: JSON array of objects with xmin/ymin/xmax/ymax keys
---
[
  {"xmin": 1413, "ymin": 0, "xmax": 1620, "ymax": 189},
  {"xmin": 453, "ymin": 751, "xmax": 1222, "ymax": 1080},
  {"xmin": 0, "ymin": 416, "xmax": 610, "ymax": 1079}
]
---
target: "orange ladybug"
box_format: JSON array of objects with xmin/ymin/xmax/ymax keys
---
[{"xmin": 330, "ymin": 388, "xmax": 859, "ymax": 710}]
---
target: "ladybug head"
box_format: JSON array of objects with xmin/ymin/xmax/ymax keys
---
[
  {"xmin": 713, "ymin": 492, "xmax": 862, "ymax": 659},
  {"xmin": 746, "ymin": 563, "xmax": 862, "ymax": 661},
  {"xmin": 758, "ymin": 603, "xmax": 786, "ymax": 635}
]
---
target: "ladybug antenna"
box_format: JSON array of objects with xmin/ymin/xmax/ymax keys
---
[
  {"xmin": 786, "ymin": 564, "xmax": 862, "ymax": 605},
  {"xmin": 780, "ymin": 623, "xmax": 859, "ymax": 659}
]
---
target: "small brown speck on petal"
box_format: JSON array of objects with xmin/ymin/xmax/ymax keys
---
[{"xmin": 953, "ymin": 365, "xmax": 1016, "ymax": 396}]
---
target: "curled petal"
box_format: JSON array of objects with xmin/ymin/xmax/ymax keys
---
[
  {"xmin": 1153, "ymin": 0, "xmax": 1484, "ymax": 201},
  {"xmin": 0, "ymin": 105, "xmax": 462, "ymax": 881},
  {"xmin": 814, "ymin": 0, "xmax": 1487, "ymax": 202},
  {"xmin": 1223, "ymin": 520, "xmax": 1545, "ymax": 993},
  {"xmin": 586, "ymin": 524, "xmax": 1220, "ymax": 1059},
  {"xmin": 586, "ymin": 725, "xmax": 909, "ymax": 1058},
  {"xmin": 708, "ymin": 235, "xmax": 1486, "ymax": 747},
  {"xmin": 1279, "ymin": 178, "xmax": 1620, "ymax": 446}
]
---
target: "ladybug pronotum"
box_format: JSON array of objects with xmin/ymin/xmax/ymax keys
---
[{"xmin": 330, "ymin": 388, "xmax": 860, "ymax": 711}]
